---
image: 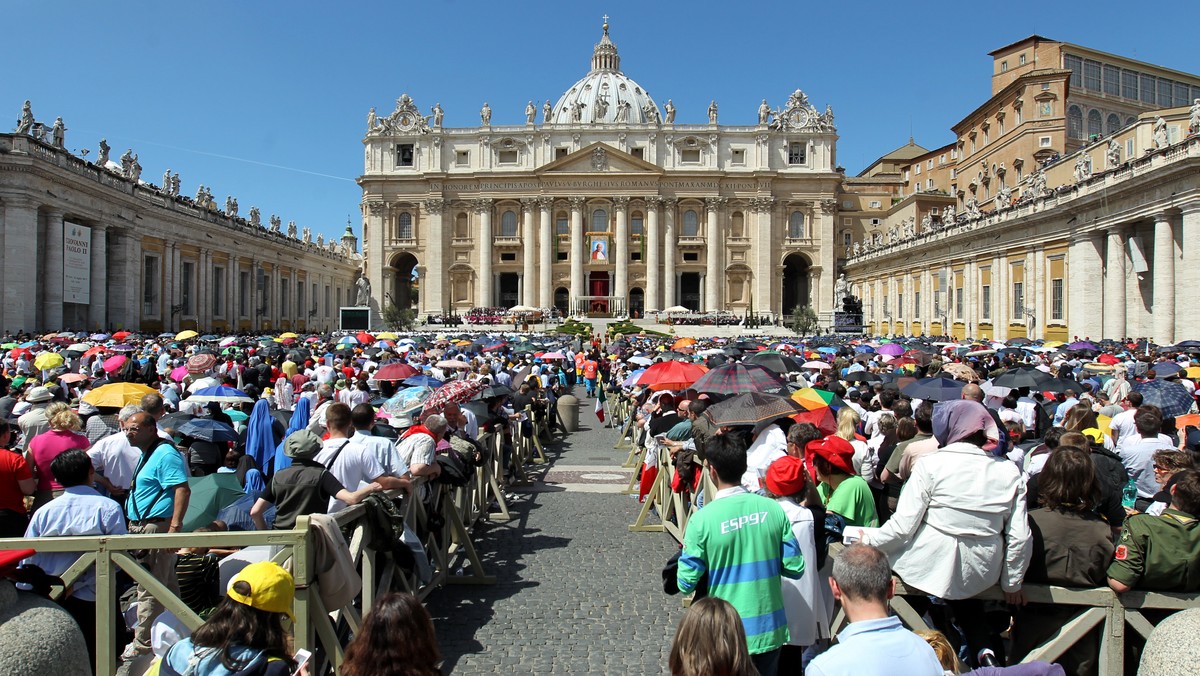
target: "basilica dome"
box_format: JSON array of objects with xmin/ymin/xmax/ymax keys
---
[{"xmin": 550, "ymin": 22, "xmax": 660, "ymax": 125}]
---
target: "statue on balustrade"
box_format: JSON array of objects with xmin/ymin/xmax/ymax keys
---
[
  {"xmin": 163, "ymin": 170, "xmax": 173, "ymax": 193},
  {"xmin": 664, "ymin": 100, "xmax": 676, "ymax": 124},
  {"xmin": 835, "ymin": 273, "xmax": 850, "ymax": 302},
  {"xmin": 593, "ymin": 94, "xmax": 609, "ymax": 121},
  {"xmin": 249, "ymin": 207, "xmax": 260, "ymax": 227},
  {"xmin": 1153, "ymin": 116, "xmax": 1170, "ymax": 149},
  {"xmin": 708, "ymin": 100, "xmax": 718, "ymax": 124},
  {"xmin": 15, "ymin": 100, "xmax": 33, "ymax": 135},
  {"xmin": 51, "ymin": 117, "xmax": 65, "ymax": 148},
  {"xmin": 316, "ymin": 234, "xmax": 324, "ymax": 247},
  {"xmin": 287, "ymin": 221, "xmax": 297, "ymax": 238},
  {"xmin": 1029, "ymin": 169, "xmax": 1046, "ymax": 198},
  {"xmin": 97, "ymin": 138, "xmax": 110, "ymax": 167},
  {"xmin": 1190, "ymin": 99, "xmax": 1200, "ymax": 136},
  {"xmin": 1106, "ymin": 139, "xmax": 1122, "ymax": 169},
  {"xmin": 480, "ymin": 102, "xmax": 492, "ymax": 125},
  {"xmin": 432, "ymin": 103, "xmax": 444, "ymax": 128},
  {"xmin": 120, "ymin": 149, "xmax": 134, "ymax": 178},
  {"xmin": 525, "ymin": 101, "xmax": 537, "ymax": 124},
  {"xmin": 129, "ymin": 155, "xmax": 142, "ymax": 182},
  {"xmin": 758, "ymin": 99, "xmax": 771, "ymax": 125},
  {"xmin": 355, "ymin": 275, "xmax": 372, "ymax": 306},
  {"xmin": 1073, "ymin": 154, "xmax": 1093, "ymax": 183},
  {"xmin": 302, "ymin": 227, "xmax": 312, "ymax": 244},
  {"xmin": 367, "ymin": 107, "xmax": 377, "ymax": 132},
  {"xmin": 852, "ymin": 241, "xmax": 861, "ymax": 256},
  {"xmin": 643, "ymin": 101, "xmax": 660, "ymax": 124},
  {"xmin": 225, "ymin": 196, "xmax": 235, "ymax": 217},
  {"xmin": 915, "ymin": 217, "xmax": 927, "ymax": 237},
  {"xmin": 543, "ymin": 100, "xmax": 552, "ymax": 123},
  {"xmin": 269, "ymin": 215, "xmax": 282, "ymax": 233},
  {"xmin": 965, "ymin": 198, "xmax": 980, "ymax": 219}
]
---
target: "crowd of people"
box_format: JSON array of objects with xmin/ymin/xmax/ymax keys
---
[{"xmin": 600, "ymin": 334, "xmax": 1200, "ymax": 675}]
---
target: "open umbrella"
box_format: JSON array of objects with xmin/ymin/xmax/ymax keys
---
[
  {"xmin": 423, "ymin": 379, "xmax": 485, "ymax": 412},
  {"xmin": 187, "ymin": 352, "xmax": 219, "ymax": 374},
  {"xmin": 992, "ymin": 366, "xmax": 1052, "ymax": 389},
  {"xmin": 436, "ymin": 359, "xmax": 471, "ymax": 370},
  {"xmin": 1066, "ymin": 341, "xmax": 1098, "ymax": 351},
  {"xmin": 705, "ymin": 392, "xmax": 804, "ymax": 427},
  {"xmin": 792, "ymin": 407, "xmax": 837, "ymax": 437},
  {"xmin": 83, "ymin": 382, "xmax": 157, "ymax": 407},
  {"xmin": 791, "ymin": 387, "xmax": 846, "ymax": 411},
  {"xmin": 57, "ymin": 373, "xmax": 89, "ymax": 384},
  {"xmin": 383, "ymin": 386, "xmax": 435, "ymax": 414},
  {"xmin": 635, "ymin": 361, "xmax": 707, "ymax": 391},
  {"xmin": 102, "ymin": 354, "xmax": 128, "ymax": 374},
  {"xmin": 663, "ymin": 306, "xmax": 690, "ymax": 313},
  {"xmin": 691, "ymin": 362, "xmax": 786, "ymax": 395},
  {"xmin": 1041, "ymin": 378, "xmax": 1084, "ymax": 395},
  {"xmin": 182, "ymin": 473, "xmax": 245, "ymax": 531},
  {"xmin": 877, "ymin": 343, "xmax": 905, "ymax": 357},
  {"xmin": 189, "ymin": 385, "xmax": 254, "ymax": 404},
  {"xmin": 175, "ymin": 330, "xmax": 199, "ymax": 341},
  {"xmin": 1133, "ymin": 379, "xmax": 1195, "ymax": 417},
  {"xmin": 178, "ymin": 419, "xmax": 239, "ymax": 443},
  {"xmin": 745, "ymin": 351, "xmax": 803, "ymax": 374},
  {"xmin": 802, "ymin": 361, "xmax": 832, "ymax": 370},
  {"xmin": 170, "ymin": 365, "xmax": 189, "ymax": 382},
  {"xmin": 475, "ymin": 383, "xmax": 515, "ymax": 400},
  {"xmin": 374, "ymin": 362, "xmax": 420, "ymax": 382},
  {"xmin": 941, "ymin": 362, "xmax": 978, "ymax": 381},
  {"xmin": 112, "ymin": 331, "xmax": 131, "ymax": 341},
  {"xmin": 901, "ymin": 376, "xmax": 966, "ymax": 401},
  {"xmin": 401, "ymin": 375, "xmax": 444, "ymax": 388},
  {"xmin": 843, "ymin": 371, "xmax": 882, "ymax": 384},
  {"xmin": 33, "ymin": 352, "xmax": 64, "ymax": 371}
]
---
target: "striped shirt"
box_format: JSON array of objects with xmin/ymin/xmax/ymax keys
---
[{"xmin": 678, "ymin": 487, "xmax": 806, "ymax": 654}]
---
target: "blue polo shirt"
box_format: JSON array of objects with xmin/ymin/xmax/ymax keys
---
[
  {"xmin": 806, "ymin": 616, "xmax": 942, "ymax": 676},
  {"xmin": 126, "ymin": 442, "xmax": 189, "ymax": 522}
]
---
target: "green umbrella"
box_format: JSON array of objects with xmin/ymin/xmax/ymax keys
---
[
  {"xmin": 183, "ymin": 473, "xmax": 244, "ymax": 531},
  {"xmin": 0, "ymin": 343, "xmax": 16, "ymax": 349}
]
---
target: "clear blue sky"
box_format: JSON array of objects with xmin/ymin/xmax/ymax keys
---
[{"xmin": 7, "ymin": 1, "xmax": 1195, "ymax": 241}]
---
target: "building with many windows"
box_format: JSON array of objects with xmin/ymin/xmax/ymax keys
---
[
  {"xmin": 359, "ymin": 22, "xmax": 842, "ymax": 321},
  {"xmin": 0, "ymin": 130, "xmax": 358, "ymax": 334}
]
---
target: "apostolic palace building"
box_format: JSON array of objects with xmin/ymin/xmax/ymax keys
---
[{"xmin": 358, "ymin": 21, "xmax": 842, "ymax": 323}]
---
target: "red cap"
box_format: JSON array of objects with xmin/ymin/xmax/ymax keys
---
[
  {"xmin": 765, "ymin": 455, "xmax": 808, "ymax": 496},
  {"xmin": 809, "ymin": 435, "xmax": 856, "ymax": 475}
]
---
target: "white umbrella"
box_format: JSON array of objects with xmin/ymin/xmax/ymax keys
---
[
  {"xmin": 802, "ymin": 361, "xmax": 832, "ymax": 370},
  {"xmin": 187, "ymin": 376, "xmax": 220, "ymax": 393},
  {"xmin": 664, "ymin": 305, "xmax": 690, "ymax": 313},
  {"xmin": 219, "ymin": 336, "xmax": 238, "ymax": 348},
  {"xmin": 509, "ymin": 305, "xmax": 538, "ymax": 313}
]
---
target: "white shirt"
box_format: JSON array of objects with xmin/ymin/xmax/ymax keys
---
[
  {"xmin": 742, "ymin": 424, "xmax": 786, "ymax": 491},
  {"xmin": 1115, "ymin": 433, "xmax": 1176, "ymax": 498},
  {"xmin": 86, "ymin": 431, "xmax": 141, "ymax": 490},
  {"xmin": 353, "ymin": 430, "xmax": 406, "ymax": 477},
  {"xmin": 315, "ymin": 437, "xmax": 385, "ymax": 512},
  {"xmin": 862, "ymin": 442, "xmax": 1031, "ymax": 599},
  {"xmin": 1108, "ymin": 407, "xmax": 1138, "ymax": 443},
  {"xmin": 778, "ymin": 498, "xmax": 832, "ymax": 646}
]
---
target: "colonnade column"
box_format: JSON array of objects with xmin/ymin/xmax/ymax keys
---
[
  {"xmin": 521, "ymin": 197, "xmax": 538, "ymax": 307},
  {"xmin": 704, "ymin": 197, "xmax": 724, "ymax": 311},
  {"xmin": 89, "ymin": 225, "xmax": 108, "ymax": 330},
  {"xmin": 42, "ymin": 208, "xmax": 65, "ymax": 330},
  {"xmin": 366, "ymin": 202, "xmax": 384, "ymax": 317},
  {"xmin": 1030, "ymin": 248, "xmax": 1044, "ymax": 341},
  {"xmin": 569, "ymin": 197, "xmax": 585, "ymax": 309},
  {"xmin": 538, "ymin": 198, "xmax": 553, "ymax": 308},
  {"xmin": 422, "ymin": 199, "xmax": 445, "ymax": 316},
  {"xmin": 197, "ymin": 249, "xmax": 209, "ymax": 330},
  {"xmin": 644, "ymin": 197, "xmax": 661, "ymax": 311},
  {"xmin": 1178, "ymin": 203, "xmax": 1200, "ymax": 341},
  {"xmin": 662, "ymin": 199, "xmax": 678, "ymax": 309},
  {"xmin": 752, "ymin": 198, "xmax": 774, "ymax": 316},
  {"xmin": 1103, "ymin": 227, "xmax": 1127, "ymax": 340},
  {"xmin": 1068, "ymin": 232, "xmax": 1105, "ymax": 340},
  {"xmin": 3, "ymin": 198, "xmax": 39, "ymax": 332},
  {"xmin": 127, "ymin": 234, "xmax": 143, "ymax": 330},
  {"xmin": 475, "ymin": 199, "xmax": 493, "ymax": 307},
  {"xmin": 613, "ymin": 197, "xmax": 630, "ymax": 304},
  {"xmin": 1153, "ymin": 212, "xmax": 1175, "ymax": 345}
]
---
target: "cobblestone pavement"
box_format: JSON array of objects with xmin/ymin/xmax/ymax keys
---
[{"xmin": 425, "ymin": 396, "xmax": 684, "ymax": 674}]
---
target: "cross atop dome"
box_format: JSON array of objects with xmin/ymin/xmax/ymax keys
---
[{"xmin": 591, "ymin": 16, "xmax": 620, "ymax": 73}]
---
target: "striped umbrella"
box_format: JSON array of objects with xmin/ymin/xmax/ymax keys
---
[
  {"xmin": 423, "ymin": 379, "xmax": 485, "ymax": 413},
  {"xmin": 705, "ymin": 392, "xmax": 803, "ymax": 427},
  {"xmin": 691, "ymin": 362, "xmax": 785, "ymax": 395}
]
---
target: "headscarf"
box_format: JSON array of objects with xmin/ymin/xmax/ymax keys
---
[
  {"xmin": 271, "ymin": 397, "xmax": 311, "ymax": 473},
  {"xmin": 932, "ymin": 400, "xmax": 1000, "ymax": 448},
  {"xmin": 243, "ymin": 399, "xmax": 277, "ymax": 473}
]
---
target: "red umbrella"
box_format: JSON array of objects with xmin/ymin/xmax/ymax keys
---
[
  {"xmin": 792, "ymin": 407, "xmax": 837, "ymax": 437},
  {"xmin": 8, "ymin": 348, "xmax": 31, "ymax": 360},
  {"xmin": 102, "ymin": 354, "xmax": 127, "ymax": 373},
  {"xmin": 187, "ymin": 353, "xmax": 218, "ymax": 374},
  {"xmin": 422, "ymin": 379, "xmax": 484, "ymax": 413},
  {"xmin": 356, "ymin": 331, "xmax": 375, "ymax": 345},
  {"xmin": 112, "ymin": 331, "xmax": 131, "ymax": 341},
  {"xmin": 634, "ymin": 361, "xmax": 708, "ymax": 391},
  {"xmin": 83, "ymin": 346, "xmax": 107, "ymax": 359},
  {"xmin": 1097, "ymin": 353, "xmax": 1121, "ymax": 365},
  {"xmin": 374, "ymin": 362, "xmax": 419, "ymax": 382}
]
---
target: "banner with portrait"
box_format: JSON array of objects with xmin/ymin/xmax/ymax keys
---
[{"xmin": 588, "ymin": 237, "xmax": 609, "ymax": 261}]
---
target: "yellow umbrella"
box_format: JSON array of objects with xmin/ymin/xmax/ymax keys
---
[
  {"xmin": 175, "ymin": 330, "xmax": 199, "ymax": 340},
  {"xmin": 33, "ymin": 352, "xmax": 65, "ymax": 371},
  {"xmin": 1042, "ymin": 340, "xmax": 1065, "ymax": 348},
  {"xmin": 375, "ymin": 332, "xmax": 399, "ymax": 340},
  {"xmin": 82, "ymin": 382, "xmax": 157, "ymax": 408},
  {"xmin": 279, "ymin": 332, "xmax": 299, "ymax": 339},
  {"xmin": 1186, "ymin": 367, "xmax": 1200, "ymax": 379}
]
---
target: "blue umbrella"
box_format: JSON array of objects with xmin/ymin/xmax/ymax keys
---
[
  {"xmin": 622, "ymin": 368, "xmax": 647, "ymax": 387},
  {"xmin": 244, "ymin": 400, "xmax": 277, "ymax": 472},
  {"xmin": 854, "ymin": 345, "xmax": 875, "ymax": 353},
  {"xmin": 337, "ymin": 335, "xmax": 359, "ymax": 346},
  {"xmin": 178, "ymin": 418, "xmax": 239, "ymax": 443},
  {"xmin": 817, "ymin": 346, "xmax": 840, "ymax": 354},
  {"xmin": 401, "ymin": 375, "xmax": 443, "ymax": 388},
  {"xmin": 1133, "ymin": 379, "xmax": 1195, "ymax": 417},
  {"xmin": 1153, "ymin": 361, "xmax": 1183, "ymax": 378},
  {"xmin": 272, "ymin": 397, "xmax": 311, "ymax": 473},
  {"xmin": 382, "ymin": 386, "xmax": 434, "ymax": 414},
  {"xmin": 189, "ymin": 385, "xmax": 254, "ymax": 404},
  {"xmin": 901, "ymin": 376, "xmax": 967, "ymax": 402},
  {"xmin": 18, "ymin": 341, "xmax": 38, "ymax": 348}
]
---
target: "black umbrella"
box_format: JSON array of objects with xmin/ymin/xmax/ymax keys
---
[
  {"xmin": 1041, "ymin": 377, "xmax": 1083, "ymax": 394},
  {"xmin": 900, "ymin": 376, "xmax": 966, "ymax": 401},
  {"xmin": 177, "ymin": 419, "xmax": 239, "ymax": 443},
  {"xmin": 704, "ymin": 392, "xmax": 803, "ymax": 427},
  {"xmin": 160, "ymin": 412, "xmax": 196, "ymax": 429},
  {"xmin": 745, "ymin": 351, "xmax": 803, "ymax": 374},
  {"xmin": 992, "ymin": 366, "xmax": 1052, "ymax": 389},
  {"xmin": 843, "ymin": 371, "xmax": 882, "ymax": 384},
  {"xmin": 475, "ymin": 383, "xmax": 514, "ymax": 400}
]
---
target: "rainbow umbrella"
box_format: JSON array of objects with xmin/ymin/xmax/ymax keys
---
[{"xmin": 790, "ymin": 387, "xmax": 846, "ymax": 411}]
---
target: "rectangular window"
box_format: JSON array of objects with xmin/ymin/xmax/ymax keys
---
[
  {"xmin": 280, "ymin": 278, "xmax": 289, "ymax": 317},
  {"xmin": 1039, "ymin": 136, "xmax": 1052, "ymax": 147},
  {"xmin": 499, "ymin": 253, "xmax": 516, "ymax": 262},
  {"xmin": 955, "ymin": 288, "xmax": 963, "ymax": 318},
  {"xmin": 939, "ymin": 154, "xmax": 946, "ymax": 165},
  {"xmin": 1158, "ymin": 78, "xmax": 1173, "ymax": 107},
  {"xmin": 870, "ymin": 218, "xmax": 880, "ymax": 226},
  {"xmin": 497, "ymin": 150, "xmax": 518, "ymax": 164},
  {"xmin": 631, "ymin": 215, "xmax": 644, "ymax": 237},
  {"xmin": 897, "ymin": 293, "xmax": 903, "ymax": 318},
  {"xmin": 1019, "ymin": 54, "xmax": 1026, "ymax": 66},
  {"xmin": 631, "ymin": 147, "xmax": 644, "ymax": 159},
  {"xmin": 730, "ymin": 149, "xmax": 745, "ymax": 164},
  {"xmin": 1174, "ymin": 82, "xmax": 1190, "ymax": 107},
  {"xmin": 257, "ymin": 268, "xmax": 268, "ymax": 316},
  {"xmin": 683, "ymin": 252, "xmax": 699, "ymax": 262},
  {"xmin": 927, "ymin": 178, "xmax": 933, "ymax": 190},
  {"xmin": 932, "ymin": 291, "xmax": 939, "ymax": 318},
  {"xmin": 1122, "ymin": 69, "xmax": 1139, "ymax": 100},
  {"xmin": 869, "ymin": 200, "xmax": 881, "ymax": 209},
  {"xmin": 181, "ymin": 261, "xmax": 194, "ymax": 316},
  {"xmin": 1051, "ymin": 278, "xmax": 1064, "ymax": 321},
  {"xmin": 914, "ymin": 292, "xmax": 920, "ymax": 319},
  {"xmin": 1126, "ymin": 138, "xmax": 1135, "ymax": 158},
  {"xmin": 842, "ymin": 200, "xmax": 853, "ymax": 209},
  {"xmin": 557, "ymin": 251, "xmax": 568, "ymax": 261},
  {"xmin": 555, "ymin": 216, "xmax": 568, "ymax": 235},
  {"xmin": 1140, "ymin": 73, "xmax": 1157, "ymax": 104},
  {"xmin": 336, "ymin": 287, "xmax": 342, "ymax": 309},
  {"xmin": 240, "ymin": 271, "xmax": 251, "ymax": 317},
  {"xmin": 296, "ymin": 281, "xmax": 304, "ymax": 321},
  {"xmin": 680, "ymin": 149, "xmax": 701, "ymax": 163},
  {"xmin": 1064, "ymin": 54, "xmax": 1083, "ymax": 87},
  {"xmin": 950, "ymin": 168, "xmax": 957, "ymax": 179},
  {"xmin": 1082, "ymin": 60, "xmax": 1101, "ymax": 91},
  {"xmin": 915, "ymin": 164, "xmax": 922, "ymax": 175},
  {"xmin": 843, "ymin": 232, "xmax": 852, "ymax": 248},
  {"xmin": 455, "ymin": 150, "xmax": 470, "ymax": 166},
  {"xmin": 212, "ymin": 266, "xmax": 224, "ymax": 317},
  {"xmin": 788, "ymin": 142, "xmax": 806, "ymax": 165},
  {"xmin": 1012, "ymin": 282, "xmax": 1024, "ymax": 319},
  {"xmin": 143, "ymin": 256, "xmax": 159, "ymax": 316},
  {"xmin": 555, "ymin": 147, "xmax": 569, "ymax": 159},
  {"xmin": 1102, "ymin": 65, "xmax": 1120, "ymax": 95},
  {"xmin": 1001, "ymin": 61, "xmax": 1008, "ymax": 73},
  {"xmin": 843, "ymin": 218, "xmax": 852, "ymax": 226},
  {"xmin": 982, "ymin": 285, "xmax": 991, "ymax": 320},
  {"xmin": 396, "ymin": 144, "xmax": 414, "ymax": 167},
  {"xmin": 311, "ymin": 283, "xmax": 317, "ymax": 315}
]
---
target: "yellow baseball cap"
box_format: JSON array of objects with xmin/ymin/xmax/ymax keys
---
[{"xmin": 227, "ymin": 562, "xmax": 295, "ymax": 621}]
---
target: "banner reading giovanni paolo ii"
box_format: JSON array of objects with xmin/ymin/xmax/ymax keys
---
[{"xmin": 63, "ymin": 221, "xmax": 92, "ymax": 304}]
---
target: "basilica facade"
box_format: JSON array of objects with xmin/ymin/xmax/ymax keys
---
[{"xmin": 358, "ymin": 23, "xmax": 841, "ymax": 322}]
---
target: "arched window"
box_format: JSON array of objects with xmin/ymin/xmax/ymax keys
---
[
  {"xmin": 730, "ymin": 211, "xmax": 744, "ymax": 238},
  {"xmin": 1067, "ymin": 105, "xmax": 1083, "ymax": 139},
  {"xmin": 1126, "ymin": 116, "xmax": 1136, "ymax": 127},
  {"xmin": 1087, "ymin": 109, "xmax": 1102, "ymax": 138},
  {"xmin": 500, "ymin": 210, "xmax": 518, "ymax": 237},
  {"xmin": 788, "ymin": 212, "xmax": 805, "ymax": 239},
  {"xmin": 592, "ymin": 209, "xmax": 609, "ymax": 232},
  {"xmin": 1106, "ymin": 113, "xmax": 1121, "ymax": 136},
  {"xmin": 631, "ymin": 212, "xmax": 644, "ymax": 237},
  {"xmin": 454, "ymin": 213, "xmax": 469, "ymax": 239},
  {"xmin": 682, "ymin": 210, "xmax": 699, "ymax": 237},
  {"xmin": 397, "ymin": 212, "xmax": 413, "ymax": 240}
]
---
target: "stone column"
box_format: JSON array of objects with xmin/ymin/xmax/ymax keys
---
[
  {"xmin": 613, "ymin": 196, "xmax": 630, "ymax": 302},
  {"xmin": 521, "ymin": 198, "xmax": 538, "ymax": 306},
  {"xmin": 1104, "ymin": 227, "xmax": 1127, "ymax": 340},
  {"xmin": 126, "ymin": 233, "xmax": 143, "ymax": 330},
  {"xmin": 1030, "ymin": 248, "xmax": 1044, "ymax": 341},
  {"xmin": 38, "ymin": 209, "xmax": 64, "ymax": 330},
  {"xmin": 366, "ymin": 202, "xmax": 385, "ymax": 315},
  {"xmin": 644, "ymin": 197, "xmax": 661, "ymax": 311},
  {"xmin": 537, "ymin": 197, "xmax": 553, "ymax": 308},
  {"xmin": 248, "ymin": 257, "xmax": 259, "ymax": 332},
  {"xmin": 1068, "ymin": 232, "xmax": 1105, "ymax": 340},
  {"xmin": 422, "ymin": 199, "xmax": 445, "ymax": 316},
  {"xmin": 475, "ymin": 199, "xmax": 494, "ymax": 307},
  {"xmin": 89, "ymin": 225, "xmax": 108, "ymax": 330},
  {"xmin": 817, "ymin": 200, "xmax": 837, "ymax": 318},
  {"xmin": 569, "ymin": 197, "xmax": 585, "ymax": 309},
  {"xmin": 1178, "ymin": 204, "xmax": 1200, "ymax": 341},
  {"xmin": 704, "ymin": 197, "xmax": 724, "ymax": 311},
  {"xmin": 752, "ymin": 198, "xmax": 774, "ymax": 316},
  {"xmin": 663, "ymin": 199, "xmax": 678, "ymax": 308},
  {"xmin": 3, "ymin": 198, "xmax": 39, "ymax": 332},
  {"xmin": 1152, "ymin": 212, "xmax": 1175, "ymax": 345}
]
